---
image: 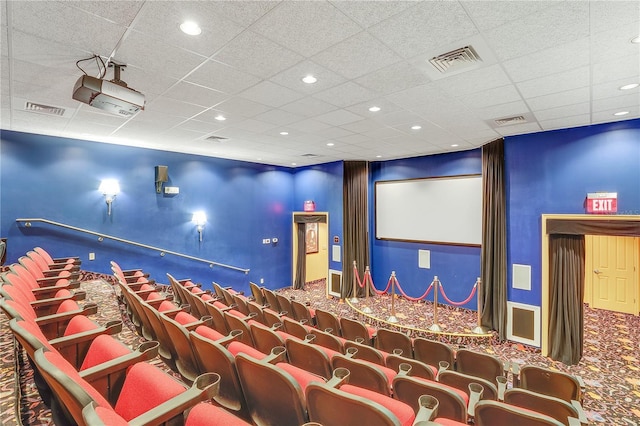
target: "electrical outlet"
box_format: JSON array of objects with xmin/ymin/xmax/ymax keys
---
[
  {"xmin": 262, "ymin": 238, "xmax": 271, "ymax": 244},
  {"xmin": 89, "ymin": 252, "xmax": 95, "ymax": 261},
  {"xmin": 260, "ymin": 278, "xmax": 264, "ymax": 284}
]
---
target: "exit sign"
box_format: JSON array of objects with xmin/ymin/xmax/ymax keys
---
[{"xmin": 586, "ymin": 192, "xmax": 617, "ymax": 214}]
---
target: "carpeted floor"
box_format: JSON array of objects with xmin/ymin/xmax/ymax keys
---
[{"xmin": 1, "ymin": 275, "xmax": 639, "ymax": 425}]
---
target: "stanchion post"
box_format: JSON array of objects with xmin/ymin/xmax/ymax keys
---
[
  {"xmin": 429, "ymin": 276, "xmax": 442, "ymax": 332},
  {"xmin": 350, "ymin": 260, "xmax": 359, "ymax": 304},
  {"xmin": 362, "ymin": 266, "xmax": 372, "ymax": 314},
  {"xmin": 387, "ymin": 271, "xmax": 398, "ymax": 323},
  {"xmin": 472, "ymin": 277, "xmax": 488, "ymax": 334}
]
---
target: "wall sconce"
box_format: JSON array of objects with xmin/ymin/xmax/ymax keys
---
[
  {"xmin": 99, "ymin": 179, "xmax": 120, "ymax": 216},
  {"xmin": 192, "ymin": 211, "xmax": 207, "ymax": 242}
]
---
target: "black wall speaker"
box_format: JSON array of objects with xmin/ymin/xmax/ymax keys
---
[{"xmin": 155, "ymin": 165, "xmax": 168, "ymax": 193}]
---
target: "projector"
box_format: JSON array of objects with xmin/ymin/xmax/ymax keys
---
[{"xmin": 72, "ymin": 74, "xmax": 145, "ymax": 117}]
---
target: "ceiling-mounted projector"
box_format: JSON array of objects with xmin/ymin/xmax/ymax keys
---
[{"xmin": 72, "ymin": 62, "xmax": 145, "ymax": 117}]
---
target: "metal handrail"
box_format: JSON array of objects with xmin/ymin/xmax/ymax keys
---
[{"xmin": 15, "ymin": 218, "xmax": 250, "ymax": 274}]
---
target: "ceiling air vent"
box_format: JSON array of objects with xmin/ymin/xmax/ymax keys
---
[
  {"xmin": 429, "ymin": 45, "xmax": 481, "ymax": 74},
  {"xmin": 24, "ymin": 101, "xmax": 66, "ymax": 116},
  {"xmin": 301, "ymin": 153, "xmax": 318, "ymax": 157},
  {"xmin": 204, "ymin": 135, "xmax": 228, "ymax": 142},
  {"xmin": 494, "ymin": 115, "xmax": 527, "ymax": 126}
]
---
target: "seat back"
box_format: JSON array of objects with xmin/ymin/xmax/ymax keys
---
[
  {"xmin": 375, "ymin": 328, "xmax": 412, "ymax": 357},
  {"xmin": 344, "ymin": 340, "xmax": 385, "ymax": 365},
  {"xmin": 455, "ymin": 349, "xmax": 504, "ymax": 386},
  {"xmin": 438, "ymin": 370, "xmax": 498, "ymax": 401},
  {"xmin": 306, "ymin": 382, "xmax": 402, "ymax": 426},
  {"xmin": 308, "ymin": 328, "xmax": 345, "ymax": 353},
  {"xmin": 504, "ymin": 388, "xmax": 578, "ymax": 426},
  {"xmin": 519, "ymin": 365, "xmax": 582, "ymax": 403},
  {"xmin": 249, "ymin": 282, "xmax": 265, "ymax": 306},
  {"xmin": 232, "ymin": 293, "xmax": 251, "ymax": 316},
  {"xmin": 137, "ymin": 299, "xmax": 177, "ymax": 368},
  {"xmin": 393, "ymin": 375, "xmax": 468, "ymax": 422},
  {"xmin": 235, "ymin": 353, "xmax": 308, "ymax": 426},
  {"xmin": 204, "ymin": 300, "xmax": 231, "ymax": 335},
  {"xmin": 159, "ymin": 312, "xmax": 202, "ymax": 383},
  {"xmin": 250, "ymin": 323, "xmax": 286, "ymax": 355},
  {"xmin": 281, "ymin": 317, "xmax": 312, "ymax": 340},
  {"xmin": 291, "ymin": 299, "xmax": 314, "ymax": 324},
  {"xmin": 213, "ymin": 282, "xmax": 237, "ymax": 306},
  {"xmin": 340, "ymin": 317, "xmax": 374, "ymax": 344},
  {"xmin": 315, "ymin": 308, "xmax": 341, "ymax": 336},
  {"xmin": 275, "ymin": 293, "xmax": 294, "ymax": 317},
  {"xmin": 189, "ymin": 330, "xmax": 248, "ymax": 417},
  {"xmin": 224, "ymin": 312, "xmax": 255, "ymax": 347},
  {"xmin": 285, "ymin": 338, "xmax": 333, "ymax": 380},
  {"xmin": 385, "ymin": 354, "xmax": 436, "ymax": 381},
  {"xmin": 262, "ymin": 288, "xmax": 281, "ymax": 313},
  {"xmin": 412, "ymin": 337, "xmax": 455, "ymax": 368},
  {"xmin": 474, "ymin": 400, "xmax": 564, "ymax": 426},
  {"xmin": 331, "ymin": 354, "xmax": 391, "ymax": 396}
]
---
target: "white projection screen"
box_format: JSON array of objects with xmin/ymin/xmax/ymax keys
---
[{"xmin": 375, "ymin": 175, "xmax": 482, "ymax": 246}]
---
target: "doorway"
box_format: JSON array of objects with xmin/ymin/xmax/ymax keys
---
[{"xmin": 292, "ymin": 212, "xmax": 329, "ymax": 289}]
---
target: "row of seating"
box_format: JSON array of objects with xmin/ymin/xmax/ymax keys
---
[
  {"xmin": 135, "ymin": 270, "xmax": 587, "ymax": 426},
  {"xmin": 0, "ymin": 248, "xmax": 255, "ymax": 425}
]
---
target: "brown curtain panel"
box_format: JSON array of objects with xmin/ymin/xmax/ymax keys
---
[
  {"xmin": 341, "ymin": 161, "xmax": 370, "ymax": 299},
  {"xmin": 480, "ymin": 138, "xmax": 507, "ymax": 340},
  {"xmin": 548, "ymin": 234, "xmax": 585, "ymax": 365}
]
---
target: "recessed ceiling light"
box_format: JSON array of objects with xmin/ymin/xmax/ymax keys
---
[
  {"xmin": 302, "ymin": 75, "xmax": 317, "ymax": 84},
  {"xmin": 411, "ymin": 125, "xmax": 422, "ymax": 130},
  {"xmin": 326, "ymin": 142, "xmax": 334, "ymax": 146},
  {"xmin": 376, "ymin": 155, "xmax": 382, "ymax": 158},
  {"xmin": 180, "ymin": 21, "xmax": 201, "ymax": 36},
  {"xmin": 631, "ymin": 35, "xmax": 640, "ymax": 44},
  {"xmin": 280, "ymin": 131, "xmax": 289, "ymax": 135},
  {"xmin": 619, "ymin": 83, "xmax": 639, "ymax": 90},
  {"xmin": 291, "ymin": 163, "xmax": 297, "ymax": 166},
  {"xmin": 214, "ymin": 115, "xmax": 226, "ymax": 121},
  {"xmin": 451, "ymin": 144, "xmax": 459, "ymax": 147},
  {"xmin": 613, "ymin": 111, "xmax": 629, "ymax": 116},
  {"xmin": 368, "ymin": 106, "xmax": 381, "ymax": 112}
]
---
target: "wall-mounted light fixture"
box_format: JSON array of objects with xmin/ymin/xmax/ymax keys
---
[
  {"xmin": 99, "ymin": 179, "xmax": 120, "ymax": 216},
  {"xmin": 192, "ymin": 211, "xmax": 207, "ymax": 242}
]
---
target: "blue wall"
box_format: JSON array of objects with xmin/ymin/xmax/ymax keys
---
[
  {"xmin": 505, "ymin": 119, "xmax": 640, "ymax": 306},
  {"xmin": 0, "ymin": 131, "xmax": 296, "ymax": 295},
  {"xmin": 369, "ymin": 150, "xmax": 483, "ymax": 310}
]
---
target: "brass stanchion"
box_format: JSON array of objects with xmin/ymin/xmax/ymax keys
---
[
  {"xmin": 362, "ymin": 266, "xmax": 373, "ymax": 314},
  {"xmin": 350, "ymin": 260, "xmax": 359, "ymax": 304},
  {"xmin": 387, "ymin": 271, "xmax": 398, "ymax": 323},
  {"xmin": 472, "ymin": 277, "xmax": 488, "ymax": 334},
  {"xmin": 429, "ymin": 276, "xmax": 442, "ymax": 332}
]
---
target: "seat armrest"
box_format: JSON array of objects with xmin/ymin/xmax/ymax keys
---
[
  {"xmin": 467, "ymin": 383, "xmax": 484, "ymax": 417},
  {"xmin": 263, "ymin": 346, "xmax": 287, "ymax": 364},
  {"xmin": 49, "ymin": 321, "xmax": 124, "ymax": 368},
  {"xmin": 325, "ymin": 367, "xmax": 350, "ymax": 388},
  {"xmin": 496, "ymin": 375, "xmax": 507, "ymax": 401},
  {"xmin": 413, "ymin": 395, "xmax": 439, "ymax": 425},
  {"xmin": 570, "ymin": 400, "xmax": 588, "ymax": 425}
]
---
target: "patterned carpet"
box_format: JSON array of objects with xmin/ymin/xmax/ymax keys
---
[{"xmin": 1, "ymin": 274, "xmax": 639, "ymax": 425}]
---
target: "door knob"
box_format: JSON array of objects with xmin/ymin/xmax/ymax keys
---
[{"xmin": 593, "ymin": 269, "xmax": 601, "ymax": 274}]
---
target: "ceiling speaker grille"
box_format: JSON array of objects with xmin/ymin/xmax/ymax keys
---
[
  {"xmin": 429, "ymin": 45, "xmax": 481, "ymax": 73},
  {"xmin": 24, "ymin": 101, "xmax": 66, "ymax": 116},
  {"xmin": 494, "ymin": 116, "xmax": 527, "ymax": 126}
]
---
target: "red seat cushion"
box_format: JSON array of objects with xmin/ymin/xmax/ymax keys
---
[
  {"xmin": 276, "ymin": 362, "xmax": 325, "ymax": 393},
  {"xmin": 201, "ymin": 293, "xmax": 214, "ymax": 301},
  {"xmin": 341, "ymin": 384, "xmax": 415, "ymax": 426},
  {"xmin": 158, "ymin": 300, "xmax": 178, "ymax": 312},
  {"xmin": 228, "ymin": 309, "xmax": 245, "ymax": 318},
  {"xmin": 56, "ymin": 299, "xmax": 80, "ymax": 314},
  {"xmin": 186, "ymin": 402, "xmax": 251, "ymax": 426},
  {"xmin": 276, "ymin": 330, "xmax": 300, "ymax": 342},
  {"xmin": 92, "ymin": 406, "xmax": 129, "ymax": 426},
  {"xmin": 432, "ymin": 418, "xmax": 467, "ymax": 426},
  {"xmin": 195, "ymin": 325, "xmax": 225, "ymax": 341},
  {"xmin": 63, "ymin": 315, "xmax": 99, "ymax": 337},
  {"xmin": 174, "ymin": 311, "xmax": 199, "ymax": 325},
  {"xmin": 114, "ymin": 362, "xmax": 187, "ymax": 421},
  {"xmin": 80, "ymin": 335, "xmax": 131, "ymax": 370},
  {"xmin": 146, "ymin": 292, "xmax": 163, "ymax": 300},
  {"xmin": 227, "ymin": 341, "xmax": 266, "ymax": 360}
]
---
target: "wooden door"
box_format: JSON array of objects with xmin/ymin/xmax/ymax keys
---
[{"xmin": 587, "ymin": 235, "xmax": 639, "ymax": 315}]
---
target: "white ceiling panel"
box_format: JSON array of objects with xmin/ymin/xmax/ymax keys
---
[{"xmin": 1, "ymin": 1, "xmax": 638, "ymax": 168}]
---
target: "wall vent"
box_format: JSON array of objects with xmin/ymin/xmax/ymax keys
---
[
  {"xmin": 301, "ymin": 153, "xmax": 318, "ymax": 157},
  {"xmin": 24, "ymin": 101, "xmax": 66, "ymax": 116},
  {"xmin": 494, "ymin": 115, "xmax": 527, "ymax": 126},
  {"xmin": 429, "ymin": 45, "xmax": 482, "ymax": 74},
  {"xmin": 204, "ymin": 135, "xmax": 228, "ymax": 142}
]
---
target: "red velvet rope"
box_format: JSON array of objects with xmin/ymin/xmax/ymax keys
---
[
  {"xmin": 371, "ymin": 274, "xmax": 392, "ymax": 294},
  {"xmin": 438, "ymin": 281, "xmax": 478, "ymax": 306},
  {"xmin": 394, "ymin": 277, "xmax": 434, "ymax": 301},
  {"xmin": 353, "ymin": 264, "xmax": 366, "ymax": 288}
]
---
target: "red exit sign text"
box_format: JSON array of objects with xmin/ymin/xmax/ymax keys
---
[{"xmin": 586, "ymin": 192, "xmax": 617, "ymax": 214}]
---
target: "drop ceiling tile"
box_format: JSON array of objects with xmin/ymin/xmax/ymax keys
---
[
  {"xmin": 592, "ymin": 54, "xmax": 640, "ymax": 85},
  {"xmin": 286, "ymin": 119, "xmax": 332, "ymax": 133},
  {"xmin": 316, "ymin": 126, "xmax": 355, "ymax": 140},
  {"xmin": 159, "ymin": 127, "xmax": 208, "ymax": 143},
  {"xmin": 435, "ymin": 64, "xmax": 512, "ymax": 98},
  {"xmin": 361, "ymin": 126, "xmax": 404, "ymax": 139},
  {"xmin": 589, "ymin": 1, "xmax": 640, "ymax": 34},
  {"xmin": 592, "ymin": 77, "xmax": 640, "ymax": 101},
  {"xmin": 69, "ymin": 1, "xmax": 145, "ymax": 26},
  {"xmin": 590, "ymin": 22, "xmax": 640, "ymax": 64},
  {"xmin": 526, "ymin": 87, "xmax": 590, "ymax": 112},
  {"xmin": 592, "ymin": 93, "xmax": 639, "ymax": 113},
  {"xmin": 331, "ymin": 1, "xmax": 414, "ymax": 28},
  {"xmin": 502, "ymin": 38, "xmax": 590, "ymax": 83},
  {"xmin": 384, "ymin": 83, "xmax": 441, "ymax": 110},
  {"xmin": 375, "ymin": 110, "xmax": 425, "ymax": 128},
  {"xmin": 344, "ymin": 98, "xmax": 403, "ymax": 117},
  {"xmin": 312, "ymin": 81, "xmax": 378, "ymax": 108},
  {"xmin": 458, "ymin": 85, "xmax": 522, "ymax": 110},
  {"xmin": 162, "ymin": 81, "xmax": 228, "ymax": 108},
  {"xmin": 130, "ymin": 2, "xmax": 245, "ymax": 57},
  {"xmin": 250, "ymin": 1, "xmax": 362, "ymax": 57},
  {"xmin": 213, "ymin": 30, "xmax": 304, "ymax": 79},
  {"xmin": 483, "ymin": 2, "xmax": 590, "ymax": 61},
  {"xmin": 533, "ymin": 102, "xmax": 590, "ymax": 122},
  {"xmin": 239, "ymin": 81, "xmax": 304, "ymax": 108},
  {"xmin": 185, "ymin": 60, "xmax": 261, "ymax": 95},
  {"xmin": 253, "ymin": 108, "xmax": 305, "ymax": 126},
  {"xmin": 335, "ymin": 133, "xmax": 373, "ymax": 145},
  {"xmin": 339, "ymin": 118, "xmax": 385, "ymax": 134},
  {"xmin": 539, "ymin": 114, "xmax": 591, "ymax": 131},
  {"xmin": 368, "ymin": 1, "xmax": 478, "ymax": 59},
  {"xmin": 268, "ymin": 60, "xmax": 347, "ymax": 95},
  {"xmin": 206, "ymin": 1, "xmax": 279, "ymax": 27},
  {"xmin": 279, "ymin": 97, "xmax": 337, "ymax": 118},
  {"xmin": 315, "ymin": 109, "xmax": 364, "ymax": 126},
  {"xmin": 312, "ymin": 31, "xmax": 402, "ymax": 80},
  {"xmin": 355, "ymin": 61, "xmax": 431, "ymax": 96},
  {"xmin": 592, "ymin": 107, "xmax": 639, "ymax": 123},
  {"xmin": 494, "ymin": 121, "xmax": 542, "ymax": 136},
  {"xmin": 516, "ymin": 67, "xmax": 590, "ymax": 99},
  {"xmin": 229, "ymin": 118, "xmax": 278, "ymax": 134},
  {"xmin": 146, "ymin": 96, "xmax": 208, "ymax": 119},
  {"xmin": 472, "ymin": 100, "xmax": 532, "ymax": 121},
  {"xmin": 461, "ymin": 1, "xmax": 558, "ymax": 31},
  {"xmin": 176, "ymin": 119, "xmax": 226, "ymax": 135},
  {"xmin": 9, "ymin": 30, "xmax": 93, "ymax": 68},
  {"xmin": 212, "ymin": 97, "xmax": 271, "ymax": 118}
]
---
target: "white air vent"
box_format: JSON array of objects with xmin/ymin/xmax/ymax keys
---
[
  {"xmin": 24, "ymin": 101, "xmax": 66, "ymax": 116},
  {"xmin": 429, "ymin": 45, "xmax": 481, "ymax": 74},
  {"xmin": 494, "ymin": 116, "xmax": 527, "ymax": 126},
  {"xmin": 301, "ymin": 153, "xmax": 318, "ymax": 157},
  {"xmin": 204, "ymin": 135, "xmax": 228, "ymax": 142}
]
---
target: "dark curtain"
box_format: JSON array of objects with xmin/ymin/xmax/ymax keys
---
[
  {"xmin": 480, "ymin": 138, "xmax": 507, "ymax": 340},
  {"xmin": 341, "ymin": 161, "xmax": 370, "ymax": 299},
  {"xmin": 292, "ymin": 215, "xmax": 327, "ymax": 290},
  {"xmin": 548, "ymin": 234, "xmax": 585, "ymax": 365}
]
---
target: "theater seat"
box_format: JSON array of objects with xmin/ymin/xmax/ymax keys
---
[{"xmin": 474, "ymin": 400, "xmax": 569, "ymax": 426}]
